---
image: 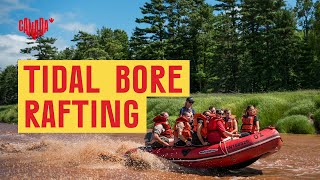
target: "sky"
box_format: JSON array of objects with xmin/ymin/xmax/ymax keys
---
[{"xmin": 0, "ymin": 0, "xmax": 297, "ymax": 68}]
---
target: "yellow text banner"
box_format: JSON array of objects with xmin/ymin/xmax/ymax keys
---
[{"xmin": 18, "ymin": 60, "xmax": 189, "ymax": 133}]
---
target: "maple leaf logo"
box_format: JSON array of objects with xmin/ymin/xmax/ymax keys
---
[{"xmin": 18, "ymin": 17, "xmax": 52, "ymax": 39}]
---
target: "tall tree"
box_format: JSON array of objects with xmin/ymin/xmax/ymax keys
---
[
  {"xmin": 239, "ymin": 0, "xmax": 291, "ymax": 92},
  {"xmin": 272, "ymin": 8, "xmax": 301, "ymax": 90},
  {"xmin": 71, "ymin": 31, "xmax": 106, "ymax": 59},
  {"xmin": 190, "ymin": 2, "xmax": 216, "ymax": 92},
  {"xmin": 309, "ymin": 1, "xmax": 320, "ymax": 87},
  {"xmin": 72, "ymin": 29, "xmax": 129, "ymax": 60},
  {"xmin": 55, "ymin": 47, "xmax": 76, "ymax": 60},
  {"xmin": 129, "ymin": 27, "xmax": 151, "ymax": 59},
  {"xmin": 294, "ymin": 0, "xmax": 314, "ymax": 88},
  {"xmin": 131, "ymin": 0, "xmax": 167, "ymax": 60},
  {"xmin": 311, "ymin": 1, "xmax": 320, "ymax": 57},
  {"xmin": 98, "ymin": 28, "xmax": 129, "ymax": 59},
  {"xmin": 131, "ymin": 0, "xmax": 215, "ymax": 92},
  {"xmin": 166, "ymin": 0, "xmax": 215, "ymax": 92},
  {"xmin": 295, "ymin": 0, "xmax": 314, "ymax": 39},
  {"xmin": 213, "ymin": 0, "xmax": 241, "ymax": 92},
  {"xmin": 165, "ymin": 0, "xmax": 193, "ymax": 60},
  {"xmin": 20, "ymin": 37, "xmax": 57, "ymax": 60}
]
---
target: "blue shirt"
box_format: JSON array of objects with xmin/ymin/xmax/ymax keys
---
[{"xmin": 179, "ymin": 107, "xmax": 195, "ymax": 116}]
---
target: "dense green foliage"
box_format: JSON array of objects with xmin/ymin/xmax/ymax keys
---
[
  {"xmin": 129, "ymin": 0, "xmax": 320, "ymax": 92},
  {"xmin": 0, "ymin": 65, "xmax": 18, "ymax": 105},
  {"xmin": 147, "ymin": 90, "xmax": 320, "ymax": 134},
  {"xmin": 5, "ymin": 0, "xmax": 320, "ymax": 133},
  {"xmin": 70, "ymin": 28, "xmax": 129, "ymax": 60},
  {"xmin": 20, "ymin": 37, "xmax": 57, "ymax": 60},
  {"xmin": 15, "ymin": 0, "xmax": 320, "ymax": 95}
]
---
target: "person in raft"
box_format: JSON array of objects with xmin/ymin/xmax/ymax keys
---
[
  {"xmin": 223, "ymin": 109, "xmax": 238, "ymax": 134},
  {"xmin": 179, "ymin": 97, "xmax": 195, "ymax": 117},
  {"xmin": 147, "ymin": 112, "xmax": 174, "ymax": 148},
  {"xmin": 207, "ymin": 109, "xmax": 241, "ymax": 144},
  {"xmin": 191, "ymin": 111, "xmax": 211, "ymax": 146},
  {"xmin": 208, "ymin": 106, "xmax": 216, "ymax": 117},
  {"xmin": 240, "ymin": 105, "xmax": 260, "ymax": 134},
  {"xmin": 174, "ymin": 111, "xmax": 193, "ymax": 146}
]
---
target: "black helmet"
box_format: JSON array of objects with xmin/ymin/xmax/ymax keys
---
[{"xmin": 186, "ymin": 97, "xmax": 195, "ymax": 103}]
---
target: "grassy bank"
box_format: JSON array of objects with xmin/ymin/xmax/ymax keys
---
[
  {"xmin": 147, "ymin": 90, "xmax": 320, "ymax": 134},
  {"xmin": 0, "ymin": 104, "xmax": 18, "ymax": 124},
  {"xmin": 1, "ymin": 90, "xmax": 319, "ymax": 134}
]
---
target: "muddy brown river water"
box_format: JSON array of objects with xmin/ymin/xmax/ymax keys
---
[{"xmin": 0, "ymin": 123, "xmax": 319, "ymax": 179}]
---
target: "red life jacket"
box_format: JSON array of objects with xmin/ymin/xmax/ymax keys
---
[
  {"xmin": 153, "ymin": 115, "xmax": 173, "ymax": 138},
  {"xmin": 241, "ymin": 115, "xmax": 256, "ymax": 133},
  {"xmin": 192, "ymin": 113, "xmax": 208, "ymax": 138},
  {"xmin": 207, "ymin": 117, "xmax": 224, "ymax": 132},
  {"xmin": 224, "ymin": 115, "xmax": 237, "ymax": 133},
  {"xmin": 174, "ymin": 116, "xmax": 192, "ymax": 140}
]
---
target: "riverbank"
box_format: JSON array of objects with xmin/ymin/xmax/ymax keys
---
[
  {"xmin": 147, "ymin": 90, "xmax": 320, "ymax": 134},
  {"xmin": 1, "ymin": 90, "xmax": 320, "ymax": 134}
]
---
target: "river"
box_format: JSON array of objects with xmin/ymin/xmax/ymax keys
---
[{"xmin": 0, "ymin": 123, "xmax": 319, "ymax": 179}]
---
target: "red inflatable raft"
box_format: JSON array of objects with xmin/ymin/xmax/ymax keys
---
[{"xmin": 126, "ymin": 127, "xmax": 282, "ymax": 169}]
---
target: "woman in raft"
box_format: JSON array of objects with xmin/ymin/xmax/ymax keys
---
[{"xmin": 240, "ymin": 105, "xmax": 260, "ymax": 134}]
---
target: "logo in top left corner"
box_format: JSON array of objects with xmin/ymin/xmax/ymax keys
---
[{"xmin": 18, "ymin": 17, "xmax": 54, "ymax": 40}]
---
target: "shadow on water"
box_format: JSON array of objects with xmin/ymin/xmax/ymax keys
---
[
  {"xmin": 209, "ymin": 167, "xmax": 263, "ymax": 177},
  {"xmin": 171, "ymin": 166, "xmax": 263, "ymax": 177}
]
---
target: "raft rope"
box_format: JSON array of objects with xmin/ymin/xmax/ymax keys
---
[{"xmin": 219, "ymin": 141, "xmax": 229, "ymax": 156}]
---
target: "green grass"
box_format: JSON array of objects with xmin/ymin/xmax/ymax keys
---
[
  {"xmin": 275, "ymin": 115, "xmax": 316, "ymax": 134},
  {"xmin": 1, "ymin": 90, "xmax": 320, "ymax": 134},
  {"xmin": 147, "ymin": 90, "xmax": 320, "ymax": 134},
  {"xmin": 0, "ymin": 104, "xmax": 18, "ymax": 124},
  {"xmin": 283, "ymin": 99, "xmax": 316, "ymax": 116}
]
